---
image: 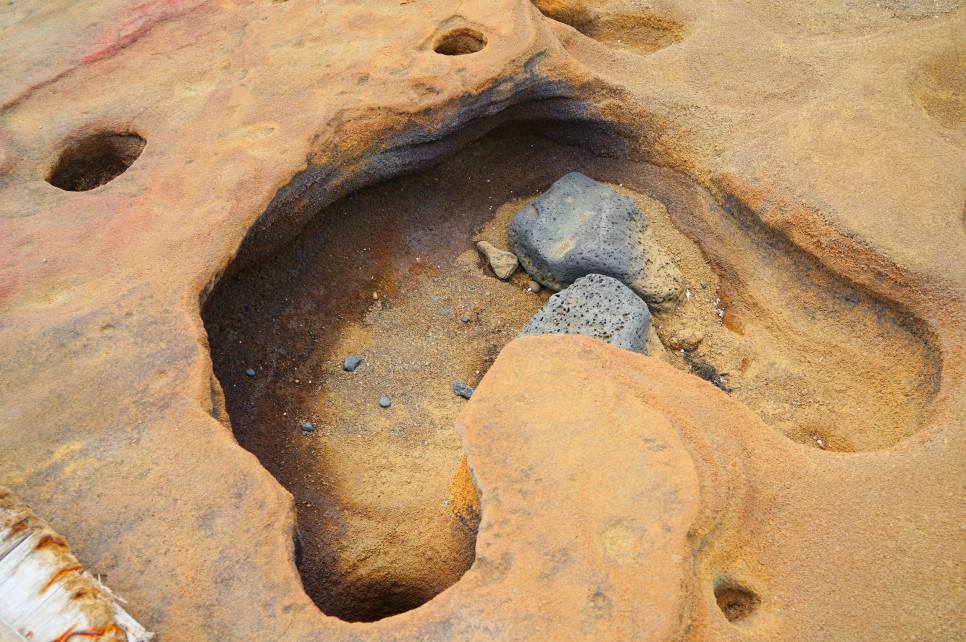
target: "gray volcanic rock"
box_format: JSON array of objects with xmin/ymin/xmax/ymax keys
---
[
  {"xmin": 507, "ymin": 172, "xmax": 684, "ymax": 308},
  {"xmin": 517, "ymin": 274, "xmax": 653, "ymax": 354}
]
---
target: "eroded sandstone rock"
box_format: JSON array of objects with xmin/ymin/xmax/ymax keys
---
[{"xmin": 0, "ymin": 0, "xmax": 963, "ymax": 640}]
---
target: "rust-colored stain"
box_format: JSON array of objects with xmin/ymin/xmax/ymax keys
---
[
  {"xmin": 60, "ymin": 627, "xmax": 111, "ymax": 641},
  {"xmin": 715, "ymin": 285, "xmax": 745, "ymax": 335},
  {"xmin": 52, "ymin": 625, "xmax": 78, "ymax": 642},
  {"xmin": 10, "ymin": 518, "xmax": 28, "ymax": 532},
  {"xmin": 36, "ymin": 533, "xmax": 68, "ymax": 550},
  {"xmin": 41, "ymin": 563, "xmax": 82, "ymax": 593}
]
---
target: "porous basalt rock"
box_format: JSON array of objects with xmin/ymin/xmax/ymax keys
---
[
  {"xmin": 508, "ymin": 172, "xmax": 684, "ymax": 308},
  {"xmin": 518, "ymin": 273, "xmax": 653, "ymax": 354}
]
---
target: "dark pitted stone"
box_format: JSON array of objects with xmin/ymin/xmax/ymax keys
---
[
  {"xmin": 507, "ymin": 172, "xmax": 683, "ymax": 308},
  {"xmin": 453, "ymin": 382, "xmax": 474, "ymax": 399},
  {"xmin": 517, "ymin": 274, "xmax": 653, "ymax": 354}
]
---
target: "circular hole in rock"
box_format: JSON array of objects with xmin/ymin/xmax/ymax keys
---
[
  {"xmin": 47, "ymin": 132, "xmax": 146, "ymax": 192},
  {"xmin": 531, "ymin": 1, "xmax": 684, "ymax": 55},
  {"xmin": 714, "ymin": 579, "xmax": 761, "ymax": 623},
  {"xmin": 434, "ymin": 28, "xmax": 487, "ymax": 55}
]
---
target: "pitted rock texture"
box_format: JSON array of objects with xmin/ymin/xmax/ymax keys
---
[
  {"xmin": 508, "ymin": 172, "xmax": 684, "ymax": 307},
  {"xmin": 518, "ymin": 273, "xmax": 652, "ymax": 353}
]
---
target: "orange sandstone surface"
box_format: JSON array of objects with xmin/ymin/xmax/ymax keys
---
[{"xmin": 0, "ymin": 1, "xmax": 964, "ymax": 640}]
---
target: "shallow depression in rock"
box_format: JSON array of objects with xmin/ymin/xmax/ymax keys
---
[
  {"xmin": 46, "ymin": 131, "xmax": 145, "ymax": 192},
  {"xmin": 434, "ymin": 27, "xmax": 488, "ymax": 55},
  {"xmin": 202, "ymin": 112, "xmax": 941, "ymax": 621},
  {"xmin": 714, "ymin": 579, "xmax": 761, "ymax": 623},
  {"xmin": 532, "ymin": 0, "xmax": 685, "ymax": 55}
]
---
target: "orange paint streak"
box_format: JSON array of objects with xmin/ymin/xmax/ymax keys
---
[
  {"xmin": 62, "ymin": 629, "xmax": 108, "ymax": 640},
  {"xmin": 52, "ymin": 625, "xmax": 77, "ymax": 642},
  {"xmin": 51, "ymin": 609, "xmax": 123, "ymax": 641},
  {"xmin": 41, "ymin": 564, "xmax": 82, "ymax": 593},
  {"xmin": 36, "ymin": 534, "xmax": 68, "ymax": 550}
]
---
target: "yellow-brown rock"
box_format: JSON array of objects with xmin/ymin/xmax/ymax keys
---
[{"xmin": 0, "ymin": 0, "xmax": 963, "ymax": 640}]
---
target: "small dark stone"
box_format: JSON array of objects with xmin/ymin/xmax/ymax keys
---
[
  {"xmin": 461, "ymin": 315, "xmax": 471, "ymax": 323},
  {"xmin": 379, "ymin": 396, "xmax": 392, "ymax": 408},
  {"xmin": 343, "ymin": 356, "xmax": 363, "ymax": 372},
  {"xmin": 301, "ymin": 421, "xmax": 315, "ymax": 432},
  {"xmin": 453, "ymin": 382, "xmax": 474, "ymax": 399},
  {"xmin": 684, "ymin": 354, "xmax": 731, "ymax": 392},
  {"xmin": 441, "ymin": 308, "xmax": 450, "ymax": 316},
  {"xmin": 433, "ymin": 296, "xmax": 440, "ymax": 303},
  {"xmin": 245, "ymin": 368, "xmax": 256, "ymax": 377}
]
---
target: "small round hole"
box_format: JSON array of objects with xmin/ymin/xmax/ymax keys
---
[
  {"xmin": 47, "ymin": 132, "xmax": 145, "ymax": 192},
  {"xmin": 434, "ymin": 28, "xmax": 487, "ymax": 55},
  {"xmin": 714, "ymin": 580, "xmax": 760, "ymax": 623}
]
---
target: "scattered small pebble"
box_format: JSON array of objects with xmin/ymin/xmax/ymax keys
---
[
  {"xmin": 433, "ymin": 296, "xmax": 440, "ymax": 303},
  {"xmin": 245, "ymin": 368, "xmax": 256, "ymax": 377},
  {"xmin": 343, "ymin": 356, "xmax": 363, "ymax": 372},
  {"xmin": 441, "ymin": 308, "xmax": 450, "ymax": 316},
  {"xmin": 461, "ymin": 315, "xmax": 471, "ymax": 323},
  {"xmin": 300, "ymin": 421, "xmax": 315, "ymax": 436},
  {"xmin": 528, "ymin": 279, "xmax": 542, "ymax": 293},
  {"xmin": 668, "ymin": 330, "xmax": 704, "ymax": 352},
  {"xmin": 453, "ymin": 382, "xmax": 474, "ymax": 399},
  {"xmin": 476, "ymin": 241, "xmax": 519, "ymax": 279},
  {"xmin": 379, "ymin": 396, "xmax": 392, "ymax": 408}
]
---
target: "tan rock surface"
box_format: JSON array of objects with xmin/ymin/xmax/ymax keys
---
[
  {"xmin": 0, "ymin": 0, "xmax": 963, "ymax": 640},
  {"xmin": 477, "ymin": 241, "xmax": 519, "ymax": 279}
]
